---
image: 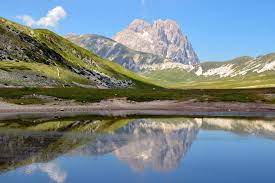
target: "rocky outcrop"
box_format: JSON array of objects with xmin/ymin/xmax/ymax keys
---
[
  {"xmin": 66, "ymin": 19, "xmax": 200, "ymax": 72},
  {"xmin": 66, "ymin": 34, "xmax": 165, "ymax": 72},
  {"xmin": 113, "ymin": 19, "xmax": 199, "ymax": 65}
]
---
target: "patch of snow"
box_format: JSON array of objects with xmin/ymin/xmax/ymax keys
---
[
  {"xmin": 239, "ymin": 61, "xmax": 261, "ymax": 75},
  {"xmin": 203, "ymin": 64, "xmax": 235, "ymax": 78},
  {"xmin": 195, "ymin": 66, "xmax": 203, "ymax": 76},
  {"xmin": 257, "ymin": 60, "xmax": 275, "ymax": 73}
]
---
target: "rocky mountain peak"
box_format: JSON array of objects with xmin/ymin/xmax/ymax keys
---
[
  {"xmin": 153, "ymin": 19, "xmax": 181, "ymax": 31},
  {"xmin": 128, "ymin": 19, "xmax": 151, "ymax": 32},
  {"xmin": 113, "ymin": 19, "xmax": 199, "ymax": 65}
]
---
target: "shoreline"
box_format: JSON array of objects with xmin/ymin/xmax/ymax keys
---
[{"xmin": 0, "ymin": 100, "xmax": 275, "ymax": 119}]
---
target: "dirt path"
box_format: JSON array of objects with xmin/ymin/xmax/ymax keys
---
[{"xmin": 0, "ymin": 100, "xmax": 274, "ymax": 119}]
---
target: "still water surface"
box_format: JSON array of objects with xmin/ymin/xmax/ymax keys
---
[{"xmin": 0, "ymin": 117, "xmax": 275, "ymax": 183}]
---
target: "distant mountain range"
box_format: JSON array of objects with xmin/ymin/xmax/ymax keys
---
[
  {"xmin": 65, "ymin": 33, "xmax": 166, "ymax": 72},
  {"xmin": 66, "ymin": 19, "xmax": 199, "ymax": 72},
  {"xmin": 144, "ymin": 54, "xmax": 275, "ymax": 88},
  {"xmin": 67, "ymin": 19, "xmax": 275, "ymax": 89}
]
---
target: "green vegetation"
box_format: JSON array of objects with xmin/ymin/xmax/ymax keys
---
[
  {"xmin": 0, "ymin": 61, "xmax": 91, "ymax": 85},
  {"xmin": 34, "ymin": 29, "xmax": 155, "ymax": 87},
  {"xmin": 1, "ymin": 17, "xmax": 273, "ymax": 90},
  {"xmin": 0, "ymin": 87, "xmax": 274, "ymax": 104},
  {"xmin": 0, "ymin": 17, "xmax": 274, "ymax": 106},
  {"xmin": 0, "ymin": 17, "xmax": 157, "ymax": 88},
  {"xmin": 143, "ymin": 55, "xmax": 275, "ymax": 89},
  {"xmin": 200, "ymin": 56, "xmax": 253, "ymax": 70},
  {"xmin": 0, "ymin": 115, "xmax": 135, "ymax": 133},
  {"xmin": 143, "ymin": 69, "xmax": 275, "ymax": 89},
  {"xmin": 171, "ymin": 73, "xmax": 275, "ymax": 89},
  {"xmin": 143, "ymin": 68, "xmax": 198, "ymax": 84},
  {"xmin": 3, "ymin": 97, "xmax": 47, "ymax": 105}
]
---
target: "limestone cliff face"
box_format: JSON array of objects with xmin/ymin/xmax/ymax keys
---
[
  {"xmin": 66, "ymin": 34, "xmax": 165, "ymax": 72},
  {"xmin": 66, "ymin": 19, "xmax": 199, "ymax": 72},
  {"xmin": 113, "ymin": 19, "xmax": 199, "ymax": 65}
]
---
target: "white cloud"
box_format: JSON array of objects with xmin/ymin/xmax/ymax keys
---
[
  {"xmin": 17, "ymin": 6, "xmax": 67, "ymax": 27},
  {"xmin": 25, "ymin": 162, "xmax": 67, "ymax": 183},
  {"xmin": 16, "ymin": 15, "xmax": 35, "ymax": 27}
]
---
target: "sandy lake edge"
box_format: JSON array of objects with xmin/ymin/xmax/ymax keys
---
[{"xmin": 0, "ymin": 100, "xmax": 274, "ymax": 119}]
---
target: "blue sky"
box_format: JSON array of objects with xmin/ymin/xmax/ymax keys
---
[{"xmin": 1, "ymin": 0, "xmax": 275, "ymax": 61}]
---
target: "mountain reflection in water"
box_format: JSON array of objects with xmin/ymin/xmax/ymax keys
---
[
  {"xmin": 73, "ymin": 118, "xmax": 201, "ymax": 172},
  {"xmin": 0, "ymin": 117, "xmax": 274, "ymax": 182}
]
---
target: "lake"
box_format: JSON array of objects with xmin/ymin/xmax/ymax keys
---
[{"xmin": 0, "ymin": 116, "xmax": 275, "ymax": 183}]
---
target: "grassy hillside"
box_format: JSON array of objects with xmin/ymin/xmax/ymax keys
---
[
  {"xmin": 200, "ymin": 56, "xmax": 253, "ymax": 70},
  {"xmin": 173, "ymin": 73, "xmax": 275, "ymax": 89},
  {"xmin": 143, "ymin": 56, "xmax": 275, "ymax": 89},
  {"xmin": 0, "ymin": 17, "xmax": 157, "ymax": 88},
  {"xmin": 143, "ymin": 68, "xmax": 198, "ymax": 84}
]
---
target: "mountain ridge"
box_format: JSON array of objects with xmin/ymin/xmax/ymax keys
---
[
  {"xmin": 66, "ymin": 30, "xmax": 275, "ymax": 88},
  {"xmin": 1, "ymin": 17, "xmax": 274, "ymax": 89},
  {"xmin": 113, "ymin": 19, "xmax": 199, "ymax": 65},
  {"xmin": 66, "ymin": 33, "xmax": 183, "ymax": 72},
  {"xmin": 0, "ymin": 17, "xmax": 156, "ymax": 88},
  {"xmin": 144, "ymin": 54, "xmax": 275, "ymax": 88}
]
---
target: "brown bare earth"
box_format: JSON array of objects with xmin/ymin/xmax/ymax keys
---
[{"xmin": 0, "ymin": 100, "xmax": 274, "ymax": 119}]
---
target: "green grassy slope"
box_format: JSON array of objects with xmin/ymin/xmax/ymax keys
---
[
  {"xmin": 173, "ymin": 73, "xmax": 275, "ymax": 89},
  {"xmin": 143, "ymin": 68, "xmax": 198, "ymax": 84},
  {"xmin": 200, "ymin": 56, "xmax": 253, "ymax": 70},
  {"xmin": 0, "ymin": 17, "xmax": 157, "ymax": 88},
  {"xmin": 143, "ymin": 56, "xmax": 275, "ymax": 89}
]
